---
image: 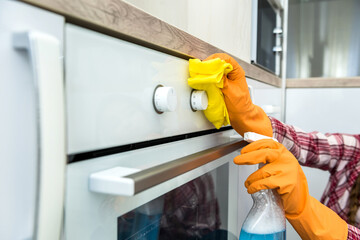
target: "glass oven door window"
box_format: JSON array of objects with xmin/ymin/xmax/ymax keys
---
[{"xmin": 117, "ymin": 164, "xmax": 237, "ymax": 240}]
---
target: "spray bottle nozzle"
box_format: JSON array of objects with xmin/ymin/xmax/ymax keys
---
[{"xmin": 244, "ymin": 132, "xmax": 278, "ymax": 143}]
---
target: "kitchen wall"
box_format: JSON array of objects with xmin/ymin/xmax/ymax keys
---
[{"xmin": 123, "ymin": 0, "xmax": 252, "ymax": 62}]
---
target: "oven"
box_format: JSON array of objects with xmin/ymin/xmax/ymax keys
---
[{"xmin": 63, "ymin": 25, "xmax": 257, "ymax": 240}]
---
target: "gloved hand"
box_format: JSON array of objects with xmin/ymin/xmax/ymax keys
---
[
  {"xmin": 235, "ymin": 139, "xmax": 348, "ymax": 240},
  {"xmin": 205, "ymin": 53, "xmax": 272, "ymax": 137}
]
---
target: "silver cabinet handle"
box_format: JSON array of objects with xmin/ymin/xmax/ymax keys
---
[
  {"xmin": 89, "ymin": 140, "xmax": 248, "ymax": 196},
  {"xmin": 273, "ymin": 27, "xmax": 283, "ymax": 35},
  {"xmin": 13, "ymin": 32, "xmax": 65, "ymax": 240},
  {"xmin": 273, "ymin": 46, "xmax": 283, "ymax": 53}
]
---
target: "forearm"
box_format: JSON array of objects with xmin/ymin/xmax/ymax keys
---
[
  {"xmin": 286, "ymin": 195, "xmax": 348, "ymax": 240},
  {"xmin": 269, "ymin": 116, "xmax": 360, "ymax": 172}
]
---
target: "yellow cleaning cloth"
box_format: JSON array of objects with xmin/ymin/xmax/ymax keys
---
[{"xmin": 188, "ymin": 58, "xmax": 233, "ymax": 129}]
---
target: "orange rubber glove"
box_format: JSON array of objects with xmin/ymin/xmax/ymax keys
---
[
  {"xmin": 204, "ymin": 53, "xmax": 272, "ymax": 137},
  {"xmin": 235, "ymin": 139, "xmax": 348, "ymax": 240}
]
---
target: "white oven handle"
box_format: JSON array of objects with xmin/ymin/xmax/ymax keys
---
[
  {"xmin": 13, "ymin": 32, "xmax": 65, "ymax": 240},
  {"xmin": 89, "ymin": 140, "xmax": 247, "ymax": 196}
]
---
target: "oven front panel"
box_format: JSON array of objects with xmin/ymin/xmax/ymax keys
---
[{"xmin": 65, "ymin": 24, "xmax": 214, "ymax": 155}]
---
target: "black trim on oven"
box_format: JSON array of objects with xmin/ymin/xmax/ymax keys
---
[{"xmin": 67, "ymin": 126, "xmax": 233, "ymax": 164}]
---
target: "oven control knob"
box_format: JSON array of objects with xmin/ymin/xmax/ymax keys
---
[
  {"xmin": 153, "ymin": 86, "xmax": 177, "ymax": 113},
  {"xmin": 190, "ymin": 90, "xmax": 208, "ymax": 111}
]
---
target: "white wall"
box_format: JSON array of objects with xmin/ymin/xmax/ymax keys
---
[
  {"xmin": 285, "ymin": 87, "xmax": 360, "ymax": 239},
  {"xmin": 123, "ymin": 0, "xmax": 252, "ymax": 62}
]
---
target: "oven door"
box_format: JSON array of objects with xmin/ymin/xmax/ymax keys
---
[{"xmin": 65, "ymin": 131, "xmax": 255, "ymax": 240}]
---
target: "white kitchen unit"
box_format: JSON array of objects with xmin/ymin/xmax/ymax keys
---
[
  {"xmin": 247, "ymin": 78, "xmax": 282, "ymax": 120},
  {"xmin": 287, "ymin": 88, "xmax": 360, "ymax": 134},
  {"xmin": 0, "ymin": 1, "xmax": 65, "ymax": 240}
]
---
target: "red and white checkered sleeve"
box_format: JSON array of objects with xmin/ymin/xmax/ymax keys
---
[
  {"xmin": 348, "ymin": 224, "xmax": 360, "ymax": 240},
  {"xmin": 268, "ymin": 116, "xmax": 360, "ymax": 173}
]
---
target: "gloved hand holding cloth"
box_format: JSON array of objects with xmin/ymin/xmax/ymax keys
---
[
  {"xmin": 188, "ymin": 53, "xmax": 272, "ymax": 137},
  {"xmin": 236, "ymin": 139, "xmax": 348, "ymax": 240}
]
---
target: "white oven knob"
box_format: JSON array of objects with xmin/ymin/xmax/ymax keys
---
[
  {"xmin": 153, "ymin": 86, "xmax": 177, "ymax": 113},
  {"xmin": 190, "ymin": 90, "xmax": 208, "ymax": 111}
]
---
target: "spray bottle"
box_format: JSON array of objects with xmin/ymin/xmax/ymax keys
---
[{"xmin": 239, "ymin": 132, "xmax": 286, "ymax": 240}]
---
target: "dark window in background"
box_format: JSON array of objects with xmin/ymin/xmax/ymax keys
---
[{"xmin": 256, "ymin": 0, "xmax": 276, "ymax": 73}]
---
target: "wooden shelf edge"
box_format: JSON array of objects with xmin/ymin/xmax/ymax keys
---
[{"xmin": 287, "ymin": 77, "xmax": 360, "ymax": 88}]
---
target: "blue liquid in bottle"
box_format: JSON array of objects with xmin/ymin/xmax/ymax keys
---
[
  {"xmin": 239, "ymin": 190, "xmax": 286, "ymax": 240},
  {"xmin": 239, "ymin": 229, "xmax": 286, "ymax": 240}
]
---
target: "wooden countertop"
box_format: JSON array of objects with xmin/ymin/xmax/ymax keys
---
[
  {"xmin": 287, "ymin": 77, "xmax": 360, "ymax": 88},
  {"xmin": 20, "ymin": 0, "xmax": 282, "ymax": 87}
]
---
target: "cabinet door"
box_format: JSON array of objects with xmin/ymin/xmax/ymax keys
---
[{"xmin": 0, "ymin": 1, "xmax": 65, "ymax": 239}]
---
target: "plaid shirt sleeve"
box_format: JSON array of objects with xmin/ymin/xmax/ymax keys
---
[
  {"xmin": 269, "ymin": 116, "xmax": 360, "ymax": 172},
  {"xmin": 269, "ymin": 116, "xmax": 360, "ymax": 228},
  {"xmin": 348, "ymin": 224, "xmax": 360, "ymax": 240}
]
